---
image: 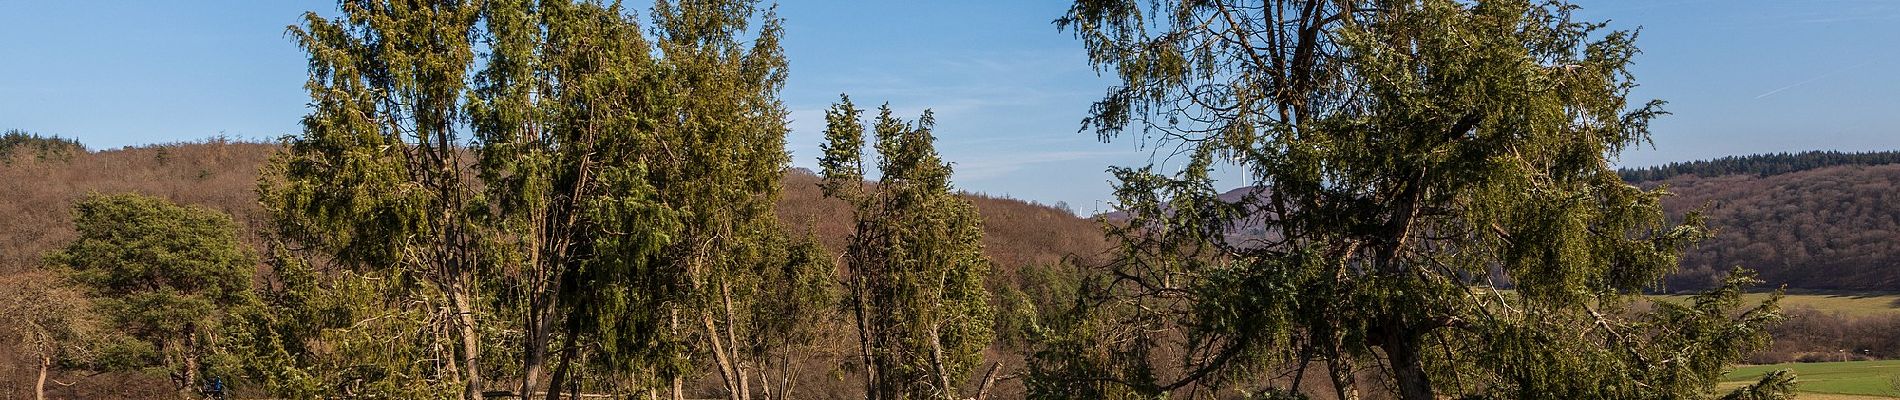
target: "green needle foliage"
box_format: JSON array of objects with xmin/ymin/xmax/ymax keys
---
[
  {"xmin": 820, "ymin": 96, "xmax": 996, "ymax": 400},
  {"xmin": 266, "ymin": 1, "xmax": 492, "ymax": 397},
  {"xmin": 49, "ymin": 193, "xmax": 256, "ymax": 394},
  {"xmin": 634, "ymin": 3, "xmax": 813, "ymax": 399},
  {"xmin": 262, "ymin": 0, "xmax": 811, "ymax": 398},
  {"xmin": 0, "ymin": 129, "xmax": 85, "ymax": 163},
  {"xmin": 470, "ymin": 1, "xmax": 682, "ymax": 396},
  {"xmin": 1029, "ymin": 1, "xmax": 1790, "ymax": 399}
]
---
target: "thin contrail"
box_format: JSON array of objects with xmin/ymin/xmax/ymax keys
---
[{"xmin": 1755, "ymin": 61, "xmax": 1874, "ymax": 99}]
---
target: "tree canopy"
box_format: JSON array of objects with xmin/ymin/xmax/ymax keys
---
[
  {"xmin": 260, "ymin": 0, "xmax": 812, "ymax": 398},
  {"xmin": 1028, "ymin": 0, "xmax": 1790, "ymax": 398},
  {"xmin": 821, "ymin": 96, "xmax": 997, "ymax": 399},
  {"xmin": 49, "ymin": 193, "xmax": 256, "ymax": 394}
]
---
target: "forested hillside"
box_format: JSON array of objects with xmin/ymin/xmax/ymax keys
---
[
  {"xmin": 1644, "ymin": 161, "xmax": 1900, "ymax": 291},
  {"xmin": 0, "ymin": 140, "xmax": 1105, "ymax": 276},
  {"xmin": 0, "ymin": 139, "xmax": 1106, "ymax": 398},
  {"xmin": 0, "ymin": 137, "xmax": 274, "ymax": 275},
  {"xmin": 1621, "ymin": 150, "xmax": 1900, "ymax": 182},
  {"xmin": 1136, "ymin": 151, "xmax": 1900, "ymax": 292}
]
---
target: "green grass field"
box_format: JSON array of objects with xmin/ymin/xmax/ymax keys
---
[
  {"xmin": 1722, "ymin": 360, "xmax": 1900, "ymax": 398},
  {"xmin": 1650, "ymin": 293, "xmax": 1900, "ymax": 318}
]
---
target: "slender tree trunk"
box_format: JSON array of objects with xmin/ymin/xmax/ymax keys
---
[
  {"xmin": 926, "ymin": 325, "xmax": 954, "ymax": 398},
  {"xmin": 737, "ymin": 364, "xmax": 751, "ymax": 400},
  {"xmin": 722, "ymin": 282, "xmax": 750, "ymax": 400},
  {"xmin": 702, "ymin": 312, "xmax": 742, "ymax": 400},
  {"xmin": 523, "ymin": 294, "xmax": 556, "ymax": 399},
  {"xmin": 671, "ymin": 309, "xmax": 684, "ymax": 400},
  {"xmin": 972, "ymin": 361, "xmax": 1003, "ymax": 400},
  {"xmin": 183, "ymin": 333, "xmax": 201, "ymax": 395},
  {"xmin": 850, "ymin": 271, "xmax": 879, "ymax": 400},
  {"xmin": 546, "ymin": 317, "xmax": 580, "ymax": 400},
  {"xmin": 448, "ymin": 283, "xmax": 484, "ymax": 400},
  {"xmin": 37, "ymin": 350, "xmax": 51, "ymax": 400},
  {"xmin": 777, "ymin": 356, "xmax": 794, "ymax": 400}
]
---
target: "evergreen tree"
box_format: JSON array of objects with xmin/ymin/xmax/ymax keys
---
[
  {"xmin": 738, "ymin": 229, "xmax": 841, "ymax": 400},
  {"xmin": 469, "ymin": 1, "xmax": 680, "ymax": 397},
  {"xmin": 267, "ymin": 2, "xmax": 490, "ymax": 397},
  {"xmin": 820, "ymin": 96, "xmax": 996, "ymax": 400},
  {"xmin": 48, "ymin": 193, "xmax": 256, "ymax": 394},
  {"xmin": 266, "ymin": 1, "xmax": 811, "ymax": 398},
  {"xmin": 631, "ymin": 2, "xmax": 813, "ymax": 398},
  {"xmin": 0, "ymin": 129, "xmax": 85, "ymax": 162},
  {"xmin": 1030, "ymin": 1, "xmax": 1789, "ymax": 399}
]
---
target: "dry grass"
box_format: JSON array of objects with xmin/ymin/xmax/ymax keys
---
[{"xmin": 1649, "ymin": 293, "xmax": 1900, "ymax": 318}]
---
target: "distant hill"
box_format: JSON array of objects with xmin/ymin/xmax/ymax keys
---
[
  {"xmin": 1643, "ymin": 161, "xmax": 1900, "ymax": 292},
  {"xmin": 1620, "ymin": 150, "xmax": 1900, "ymax": 183},
  {"xmin": 1094, "ymin": 186, "xmax": 1279, "ymax": 246},
  {"xmin": 1093, "ymin": 150, "xmax": 1900, "ymax": 292},
  {"xmin": 0, "ymin": 140, "xmax": 1108, "ymax": 276},
  {"xmin": 0, "ymin": 139, "xmax": 271, "ymax": 398},
  {"xmin": 1621, "ymin": 150, "xmax": 1900, "ymax": 291}
]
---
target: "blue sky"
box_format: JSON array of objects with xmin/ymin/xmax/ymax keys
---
[{"xmin": 3, "ymin": 1, "xmax": 1896, "ymax": 215}]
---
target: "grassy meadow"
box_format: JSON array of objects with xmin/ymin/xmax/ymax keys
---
[
  {"xmin": 1722, "ymin": 360, "xmax": 1900, "ymax": 398},
  {"xmin": 1710, "ymin": 293, "xmax": 1900, "ymax": 398}
]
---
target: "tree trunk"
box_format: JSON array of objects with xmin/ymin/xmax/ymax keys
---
[
  {"xmin": 671, "ymin": 309, "xmax": 684, "ymax": 400},
  {"xmin": 184, "ymin": 333, "xmax": 201, "ymax": 395},
  {"xmin": 926, "ymin": 325, "xmax": 955, "ymax": 398},
  {"xmin": 700, "ymin": 279, "xmax": 758, "ymax": 400},
  {"xmin": 1381, "ymin": 324, "xmax": 1434, "ymax": 400},
  {"xmin": 546, "ymin": 317, "xmax": 580, "ymax": 400},
  {"xmin": 738, "ymin": 365, "xmax": 751, "ymax": 400},
  {"xmin": 702, "ymin": 312, "xmax": 742, "ymax": 400},
  {"xmin": 37, "ymin": 351, "xmax": 51, "ymax": 400},
  {"xmin": 724, "ymin": 282, "xmax": 751, "ymax": 400},
  {"xmin": 776, "ymin": 356, "xmax": 794, "ymax": 400},
  {"xmin": 448, "ymin": 283, "xmax": 485, "ymax": 400},
  {"xmin": 523, "ymin": 295, "xmax": 556, "ymax": 400},
  {"xmin": 972, "ymin": 361, "xmax": 1003, "ymax": 400},
  {"xmin": 850, "ymin": 272, "xmax": 879, "ymax": 400},
  {"xmin": 1327, "ymin": 351, "xmax": 1358, "ymax": 400}
]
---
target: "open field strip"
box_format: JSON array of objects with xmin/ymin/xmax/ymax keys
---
[
  {"xmin": 1721, "ymin": 360, "xmax": 1900, "ymax": 398},
  {"xmin": 1650, "ymin": 293, "xmax": 1900, "ymax": 318}
]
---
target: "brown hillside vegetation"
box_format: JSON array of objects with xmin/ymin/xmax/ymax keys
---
[
  {"xmin": 1654, "ymin": 163, "xmax": 1900, "ymax": 291},
  {"xmin": 0, "ymin": 139, "xmax": 277, "ymax": 275},
  {"xmin": 0, "ymin": 142, "xmax": 1106, "ymax": 275},
  {"xmin": 0, "ymin": 139, "xmax": 274, "ymax": 399},
  {"xmin": 0, "ymin": 140, "xmax": 1107, "ymax": 397},
  {"xmin": 779, "ymin": 168, "xmax": 1110, "ymax": 283}
]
